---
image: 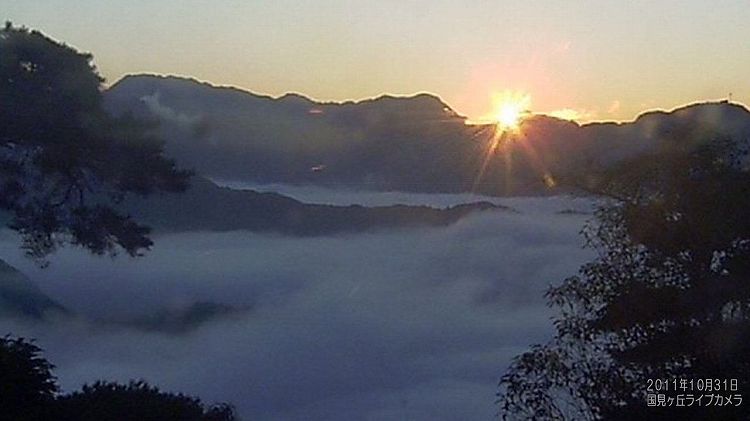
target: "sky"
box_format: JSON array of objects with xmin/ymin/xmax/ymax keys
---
[{"xmin": 3, "ymin": 0, "xmax": 750, "ymax": 122}]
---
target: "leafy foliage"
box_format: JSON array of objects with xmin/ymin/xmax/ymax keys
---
[
  {"xmin": 498, "ymin": 133, "xmax": 750, "ymax": 420},
  {"xmin": 56, "ymin": 380, "xmax": 237, "ymax": 421},
  {"xmin": 0, "ymin": 335, "xmax": 58, "ymax": 420},
  {"xmin": 0, "ymin": 23, "xmax": 190, "ymax": 262},
  {"xmin": 0, "ymin": 335, "xmax": 237, "ymax": 420}
]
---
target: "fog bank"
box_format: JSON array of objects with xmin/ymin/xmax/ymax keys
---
[{"xmin": 0, "ymin": 195, "xmax": 594, "ymax": 420}]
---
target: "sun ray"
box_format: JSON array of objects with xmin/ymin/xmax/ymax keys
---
[
  {"xmin": 491, "ymin": 91, "xmax": 531, "ymax": 131},
  {"xmin": 472, "ymin": 127, "xmax": 503, "ymax": 192},
  {"xmin": 470, "ymin": 90, "xmax": 560, "ymax": 194}
]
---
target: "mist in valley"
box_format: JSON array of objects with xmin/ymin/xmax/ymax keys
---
[{"xmin": 0, "ymin": 192, "xmax": 594, "ymax": 420}]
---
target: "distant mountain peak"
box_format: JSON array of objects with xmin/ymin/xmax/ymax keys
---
[
  {"xmin": 278, "ymin": 92, "xmax": 315, "ymax": 104},
  {"xmin": 104, "ymin": 75, "xmax": 750, "ymax": 196},
  {"xmin": 107, "ymin": 73, "xmax": 462, "ymax": 118},
  {"xmin": 631, "ymin": 100, "xmax": 750, "ymax": 124},
  {"xmin": 349, "ymin": 92, "xmax": 460, "ymax": 116}
]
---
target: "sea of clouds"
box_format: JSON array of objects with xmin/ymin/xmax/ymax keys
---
[{"xmin": 0, "ymin": 190, "xmax": 595, "ymax": 420}]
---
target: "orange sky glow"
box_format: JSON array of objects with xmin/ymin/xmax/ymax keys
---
[{"xmin": 3, "ymin": 0, "xmax": 749, "ymax": 123}]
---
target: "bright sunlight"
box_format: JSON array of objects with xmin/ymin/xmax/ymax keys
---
[{"xmin": 491, "ymin": 91, "xmax": 531, "ymax": 130}]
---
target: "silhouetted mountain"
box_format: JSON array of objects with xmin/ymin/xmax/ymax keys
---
[
  {"xmin": 105, "ymin": 74, "xmax": 750, "ymax": 196},
  {"xmin": 104, "ymin": 74, "xmax": 491, "ymax": 192},
  {"xmin": 124, "ymin": 177, "xmax": 507, "ymax": 234},
  {"xmin": 0, "ymin": 260, "xmax": 68, "ymax": 320}
]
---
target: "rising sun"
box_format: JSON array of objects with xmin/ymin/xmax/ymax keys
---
[
  {"xmin": 496, "ymin": 102, "xmax": 523, "ymax": 128},
  {"xmin": 491, "ymin": 91, "xmax": 531, "ymax": 130}
]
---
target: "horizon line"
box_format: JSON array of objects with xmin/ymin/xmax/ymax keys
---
[{"xmin": 108, "ymin": 72, "xmax": 748, "ymax": 126}]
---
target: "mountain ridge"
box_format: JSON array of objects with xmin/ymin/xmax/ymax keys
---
[
  {"xmin": 104, "ymin": 74, "xmax": 750, "ymax": 196},
  {"xmin": 0, "ymin": 259, "xmax": 68, "ymax": 320},
  {"xmin": 124, "ymin": 176, "xmax": 510, "ymax": 235},
  {"xmin": 108, "ymin": 74, "xmax": 457, "ymax": 114}
]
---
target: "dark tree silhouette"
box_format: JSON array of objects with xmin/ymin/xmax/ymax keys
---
[
  {"xmin": 56, "ymin": 381, "xmax": 237, "ymax": 421},
  {"xmin": 0, "ymin": 335, "xmax": 58, "ymax": 420},
  {"xmin": 498, "ymin": 132, "xmax": 750, "ymax": 420},
  {"xmin": 0, "ymin": 23, "xmax": 190, "ymax": 262},
  {"xmin": 0, "ymin": 335, "xmax": 237, "ymax": 420}
]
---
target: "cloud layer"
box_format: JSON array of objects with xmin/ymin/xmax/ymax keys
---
[{"xmin": 0, "ymin": 194, "xmax": 594, "ymax": 420}]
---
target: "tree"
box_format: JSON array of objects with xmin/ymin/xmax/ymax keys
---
[
  {"xmin": 0, "ymin": 335, "xmax": 237, "ymax": 421},
  {"xmin": 0, "ymin": 335, "xmax": 58, "ymax": 420},
  {"xmin": 1, "ymin": 23, "xmax": 190, "ymax": 263},
  {"xmin": 56, "ymin": 381, "xmax": 237, "ymax": 421},
  {"xmin": 498, "ymin": 131, "xmax": 750, "ymax": 420}
]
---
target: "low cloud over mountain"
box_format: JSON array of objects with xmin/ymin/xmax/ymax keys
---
[{"xmin": 0, "ymin": 259, "xmax": 68, "ymax": 320}]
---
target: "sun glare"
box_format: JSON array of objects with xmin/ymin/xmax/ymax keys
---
[
  {"xmin": 491, "ymin": 91, "xmax": 531, "ymax": 130},
  {"xmin": 497, "ymin": 103, "xmax": 523, "ymax": 128}
]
